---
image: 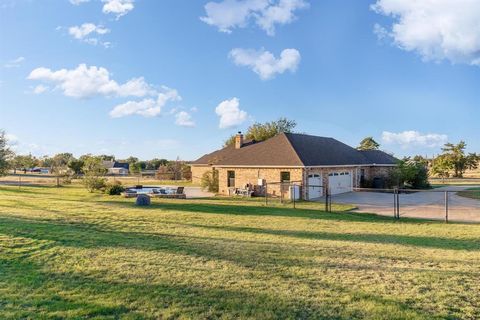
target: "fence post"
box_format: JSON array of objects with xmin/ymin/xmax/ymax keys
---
[
  {"xmin": 393, "ymin": 188, "xmax": 398, "ymax": 219},
  {"xmin": 264, "ymin": 182, "xmax": 268, "ymax": 206},
  {"xmin": 396, "ymin": 189, "xmax": 400, "ymax": 219},
  {"xmin": 445, "ymin": 191, "xmax": 449, "ymax": 223},
  {"xmin": 394, "ymin": 188, "xmax": 399, "ymax": 219},
  {"xmin": 292, "ymin": 184, "xmax": 296, "ymax": 209},
  {"xmin": 329, "ymin": 190, "xmax": 332, "ymax": 212},
  {"xmin": 393, "ymin": 188, "xmax": 400, "ymax": 219},
  {"xmin": 280, "ymin": 183, "xmax": 283, "ymax": 204},
  {"xmin": 325, "ymin": 188, "xmax": 329, "ymax": 212}
]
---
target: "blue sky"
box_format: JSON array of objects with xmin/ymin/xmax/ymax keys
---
[{"xmin": 1, "ymin": 0, "xmax": 479, "ymax": 160}]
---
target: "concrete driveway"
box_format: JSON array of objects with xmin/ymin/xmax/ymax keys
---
[{"xmin": 328, "ymin": 186, "xmax": 480, "ymax": 223}]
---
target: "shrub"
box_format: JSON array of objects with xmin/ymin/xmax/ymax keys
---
[
  {"xmin": 135, "ymin": 194, "xmax": 151, "ymax": 206},
  {"xmin": 61, "ymin": 175, "xmax": 73, "ymax": 185},
  {"xmin": 201, "ymin": 170, "xmax": 219, "ymax": 193},
  {"xmin": 105, "ymin": 181, "xmax": 125, "ymax": 195},
  {"xmin": 82, "ymin": 156, "xmax": 108, "ymax": 192},
  {"xmin": 83, "ymin": 176, "xmax": 107, "ymax": 193},
  {"xmin": 390, "ymin": 158, "xmax": 430, "ymax": 189}
]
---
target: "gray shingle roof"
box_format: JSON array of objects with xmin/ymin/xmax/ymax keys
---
[
  {"xmin": 192, "ymin": 133, "xmax": 397, "ymax": 167},
  {"xmin": 359, "ymin": 150, "xmax": 397, "ymax": 165},
  {"xmin": 103, "ymin": 161, "xmax": 130, "ymax": 169}
]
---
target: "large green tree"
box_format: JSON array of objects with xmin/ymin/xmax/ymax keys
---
[
  {"xmin": 439, "ymin": 141, "xmax": 479, "ymax": 178},
  {"xmin": 0, "ymin": 131, "xmax": 13, "ymax": 176},
  {"xmin": 10, "ymin": 154, "xmax": 38, "ymax": 173},
  {"xmin": 68, "ymin": 158, "xmax": 85, "ymax": 175},
  {"xmin": 224, "ymin": 117, "xmax": 297, "ymax": 147},
  {"xmin": 145, "ymin": 158, "xmax": 168, "ymax": 170},
  {"xmin": 430, "ymin": 154, "xmax": 452, "ymax": 181},
  {"xmin": 357, "ymin": 137, "xmax": 380, "ymax": 150},
  {"xmin": 82, "ymin": 156, "xmax": 108, "ymax": 192},
  {"xmin": 99, "ymin": 154, "xmax": 115, "ymax": 161},
  {"xmin": 51, "ymin": 153, "xmax": 75, "ymax": 187}
]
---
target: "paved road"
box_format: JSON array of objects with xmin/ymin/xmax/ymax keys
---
[{"xmin": 328, "ymin": 186, "xmax": 480, "ymax": 223}]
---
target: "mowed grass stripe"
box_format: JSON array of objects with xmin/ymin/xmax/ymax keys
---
[{"xmin": 0, "ymin": 185, "xmax": 479, "ymax": 319}]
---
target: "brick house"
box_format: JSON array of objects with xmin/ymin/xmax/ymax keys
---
[{"xmin": 191, "ymin": 132, "xmax": 397, "ymax": 200}]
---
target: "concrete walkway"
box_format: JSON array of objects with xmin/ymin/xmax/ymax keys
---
[{"xmin": 328, "ymin": 186, "xmax": 480, "ymax": 223}]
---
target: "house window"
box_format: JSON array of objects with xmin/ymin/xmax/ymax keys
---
[
  {"xmin": 227, "ymin": 170, "xmax": 235, "ymax": 187},
  {"xmin": 280, "ymin": 171, "xmax": 291, "ymax": 182}
]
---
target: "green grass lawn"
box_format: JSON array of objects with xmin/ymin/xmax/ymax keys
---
[
  {"xmin": 0, "ymin": 185, "xmax": 479, "ymax": 319},
  {"xmin": 457, "ymin": 187, "xmax": 480, "ymax": 200}
]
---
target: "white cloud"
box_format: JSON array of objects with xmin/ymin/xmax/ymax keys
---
[
  {"xmin": 175, "ymin": 111, "xmax": 195, "ymax": 127},
  {"xmin": 4, "ymin": 56, "xmax": 25, "ymax": 68},
  {"xmin": 215, "ymin": 97, "xmax": 248, "ymax": 129},
  {"xmin": 109, "ymin": 87, "xmax": 181, "ymax": 118},
  {"xmin": 201, "ymin": 0, "xmax": 308, "ymax": 36},
  {"xmin": 27, "ymin": 64, "xmax": 185, "ymax": 120},
  {"xmin": 102, "ymin": 0, "xmax": 134, "ymax": 19},
  {"xmin": 156, "ymin": 86, "xmax": 181, "ymax": 107},
  {"xmin": 372, "ymin": 0, "xmax": 480, "ymax": 65},
  {"xmin": 256, "ymin": 0, "xmax": 309, "ymax": 35},
  {"xmin": 5, "ymin": 133, "xmax": 18, "ymax": 147},
  {"xmin": 33, "ymin": 84, "xmax": 48, "ymax": 94},
  {"xmin": 109, "ymin": 99, "xmax": 158, "ymax": 118},
  {"xmin": 373, "ymin": 23, "xmax": 389, "ymax": 41},
  {"xmin": 69, "ymin": 23, "xmax": 110, "ymax": 40},
  {"xmin": 382, "ymin": 131, "xmax": 448, "ymax": 149},
  {"xmin": 69, "ymin": 0, "xmax": 90, "ymax": 5},
  {"xmin": 27, "ymin": 64, "xmax": 154, "ymax": 99},
  {"xmin": 229, "ymin": 48, "xmax": 300, "ymax": 80}
]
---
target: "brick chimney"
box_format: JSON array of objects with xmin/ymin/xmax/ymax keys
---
[{"xmin": 235, "ymin": 131, "xmax": 244, "ymax": 149}]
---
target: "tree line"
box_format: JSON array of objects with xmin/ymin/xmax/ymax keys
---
[
  {"xmin": 0, "ymin": 130, "xmax": 192, "ymax": 191},
  {"xmin": 6, "ymin": 153, "xmax": 176, "ymax": 175},
  {"xmin": 356, "ymin": 137, "xmax": 480, "ymax": 187}
]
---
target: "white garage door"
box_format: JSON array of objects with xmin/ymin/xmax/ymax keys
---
[
  {"xmin": 328, "ymin": 171, "xmax": 352, "ymax": 195},
  {"xmin": 308, "ymin": 174, "xmax": 322, "ymax": 199}
]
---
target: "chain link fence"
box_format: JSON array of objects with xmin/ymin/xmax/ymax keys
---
[
  {"xmin": 257, "ymin": 182, "xmax": 480, "ymax": 223},
  {"xmin": 326, "ymin": 187, "xmax": 480, "ymax": 223}
]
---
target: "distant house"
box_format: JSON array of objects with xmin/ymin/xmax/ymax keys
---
[
  {"xmin": 31, "ymin": 167, "xmax": 51, "ymax": 174},
  {"xmin": 191, "ymin": 132, "xmax": 397, "ymax": 200},
  {"xmin": 103, "ymin": 161, "xmax": 129, "ymax": 176}
]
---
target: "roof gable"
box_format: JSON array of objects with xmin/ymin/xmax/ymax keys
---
[{"xmin": 192, "ymin": 134, "xmax": 303, "ymax": 166}]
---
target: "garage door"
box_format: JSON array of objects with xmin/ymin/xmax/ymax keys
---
[
  {"xmin": 308, "ymin": 174, "xmax": 322, "ymax": 199},
  {"xmin": 328, "ymin": 171, "xmax": 352, "ymax": 195}
]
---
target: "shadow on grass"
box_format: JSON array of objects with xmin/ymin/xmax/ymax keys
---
[
  {"xmin": 181, "ymin": 223, "xmax": 480, "ymax": 251},
  {"xmin": 457, "ymin": 188, "xmax": 480, "ymax": 200},
  {"xmin": 0, "ymin": 215, "xmax": 283, "ymax": 268},
  {"xmin": 0, "ymin": 212, "xmax": 477, "ymax": 262},
  {"xmin": 0, "ymin": 186, "xmax": 55, "ymax": 195},
  {"xmin": 0, "ymin": 228, "xmax": 437, "ymax": 320}
]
